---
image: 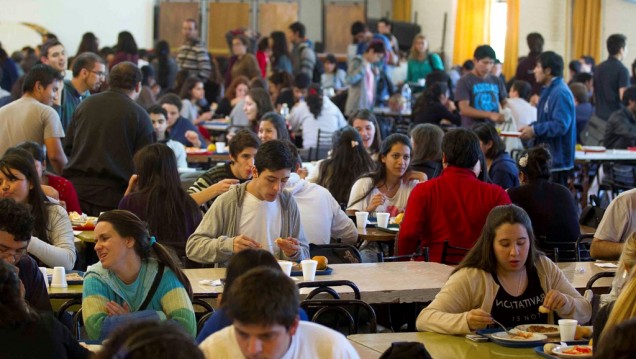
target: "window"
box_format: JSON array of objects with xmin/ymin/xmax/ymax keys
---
[{"xmin": 490, "ymin": 0, "xmax": 508, "ymax": 62}]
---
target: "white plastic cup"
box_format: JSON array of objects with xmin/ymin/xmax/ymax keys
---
[
  {"xmin": 355, "ymin": 211, "xmax": 369, "ymax": 229},
  {"xmin": 418, "ymin": 78, "xmax": 426, "ymax": 87},
  {"xmin": 376, "ymin": 212, "xmax": 390, "ymax": 228},
  {"xmin": 301, "ymin": 259, "xmax": 318, "ymax": 281},
  {"xmin": 558, "ymin": 319, "xmax": 578, "ymax": 341},
  {"xmin": 278, "ymin": 261, "xmax": 293, "ymax": 276},
  {"xmin": 50, "ymin": 266, "xmax": 68, "ymax": 288},
  {"xmin": 215, "ymin": 142, "xmax": 227, "ymax": 153},
  {"xmin": 39, "ymin": 267, "xmax": 49, "ymax": 286}
]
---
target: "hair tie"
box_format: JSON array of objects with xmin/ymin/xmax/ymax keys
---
[
  {"xmin": 351, "ymin": 140, "xmax": 359, "ymax": 148},
  {"xmin": 149, "ymin": 236, "xmax": 157, "ymax": 246},
  {"xmin": 308, "ymin": 87, "xmax": 318, "ymax": 96},
  {"xmin": 518, "ymin": 154, "xmax": 529, "ymax": 168}
]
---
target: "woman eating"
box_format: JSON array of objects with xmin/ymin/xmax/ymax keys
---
[
  {"xmin": 119, "ymin": 144, "xmax": 202, "ymax": 267},
  {"xmin": 417, "ymin": 204, "xmax": 591, "ymax": 334},
  {"xmin": 347, "ymin": 134, "xmax": 424, "ymax": 217},
  {"xmin": 82, "ymin": 210, "xmax": 196, "ymax": 340},
  {"xmin": 0, "ymin": 151, "xmax": 75, "ymax": 270}
]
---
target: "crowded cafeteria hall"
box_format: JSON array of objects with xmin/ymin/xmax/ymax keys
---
[{"xmin": 2, "ymin": 0, "xmax": 636, "ymax": 358}]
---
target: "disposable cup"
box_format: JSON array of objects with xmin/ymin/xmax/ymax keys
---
[
  {"xmin": 215, "ymin": 142, "xmax": 227, "ymax": 153},
  {"xmin": 376, "ymin": 212, "xmax": 390, "ymax": 228},
  {"xmin": 355, "ymin": 211, "xmax": 369, "ymax": 229},
  {"xmin": 278, "ymin": 261, "xmax": 293, "ymax": 276},
  {"xmin": 301, "ymin": 259, "xmax": 318, "ymax": 281},
  {"xmin": 50, "ymin": 266, "xmax": 67, "ymax": 288},
  {"xmin": 39, "ymin": 267, "xmax": 49, "ymax": 286},
  {"xmin": 558, "ymin": 319, "xmax": 577, "ymax": 341}
]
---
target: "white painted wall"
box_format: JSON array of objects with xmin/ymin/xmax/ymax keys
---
[
  {"xmin": 602, "ymin": 0, "xmax": 636, "ymax": 67},
  {"xmin": 518, "ymin": 0, "xmax": 570, "ymax": 61},
  {"xmin": 412, "ymin": 0, "xmax": 457, "ymax": 66},
  {"xmin": 0, "ymin": 0, "xmax": 155, "ymax": 55}
]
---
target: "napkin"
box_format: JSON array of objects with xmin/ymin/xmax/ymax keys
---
[
  {"xmin": 198, "ymin": 279, "xmax": 223, "ymax": 286},
  {"xmin": 594, "ymin": 262, "xmax": 618, "ymax": 268}
]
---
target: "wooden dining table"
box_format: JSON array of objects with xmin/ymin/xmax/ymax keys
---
[
  {"xmin": 347, "ymin": 332, "xmax": 537, "ymax": 358},
  {"xmin": 185, "ymin": 261, "xmax": 456, "ymax": 303}
]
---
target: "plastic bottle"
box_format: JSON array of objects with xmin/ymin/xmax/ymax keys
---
[
  {"xmin": 401, "ymin": 83, "xmax": 412, "ymax": 113},
  {"xmin": 280, "ymin": 103, "xmax": 290, "ymax": 119}
]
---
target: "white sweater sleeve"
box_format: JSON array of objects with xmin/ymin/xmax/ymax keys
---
[
  {"xmin": 347, "ymin": 177, "xmax": 373, "ymax": 211},
  {"xmin": 27, "ymin": 204, "xmax": 77, "ymax": 270}
]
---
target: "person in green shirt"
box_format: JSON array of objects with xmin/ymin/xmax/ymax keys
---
[{"xmin": 407, "ymin": 35, "xmax": 444, "ymax": 84}]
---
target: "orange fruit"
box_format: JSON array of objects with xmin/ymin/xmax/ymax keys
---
[{"xmin": 312, "ymin": 256, "xmax": 328, "ymax": 270}]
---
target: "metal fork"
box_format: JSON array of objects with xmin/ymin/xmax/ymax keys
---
[{"xmin": 492, "ymin": 319, "xmax": 512, "ymax": 336}]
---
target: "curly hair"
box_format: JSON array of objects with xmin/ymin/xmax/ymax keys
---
[
  {"xmin": 0, "ymin": 261, "xmax": 39, "ymax": 327},
  {"xmin": 0, "ymin": 198, "xmax": 34, "ymax": 242}
]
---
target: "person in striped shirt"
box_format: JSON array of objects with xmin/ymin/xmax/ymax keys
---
[{"xmin": 177, "ymin": 19, "xmax": 212, "ymax": 81}]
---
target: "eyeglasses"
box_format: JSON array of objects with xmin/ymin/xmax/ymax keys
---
[
  {"xmin": 0, "ymin": 245, "xmax": 27, "ymax": 262},
  {"xmin": 90, "ymin": 70, "xmax": 106, "ymax": 78}
]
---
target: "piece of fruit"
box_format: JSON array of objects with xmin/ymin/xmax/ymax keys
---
[
  {"xmin": 207, "ymin": 144, "xmax": 216, "ymax": 152},
  {"xmin": 312, "ymin": 255, "xmax": 328, "ymax": 270},
  {"xmin": 395, "ymin": 213, "xmax": 405, "ymax": 225}
]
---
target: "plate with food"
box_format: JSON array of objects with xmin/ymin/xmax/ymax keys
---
[
  {"xmin": 69, "ymin": 212, "xmax": 98, "ymax": 230},
  {"xmin": 490, "ymin": 329, "xmax": 548, "ymax": 342},
  {"xmin": 515, "ymin": 324, "xmax": 560, "ymax": 337},
  {"xmin": 550, "ymin": 345, "xmax": 593, "ymax": 358},
  {"xmin": 290, "ymin": 256, "xmax": 333, "ymax": 276}
]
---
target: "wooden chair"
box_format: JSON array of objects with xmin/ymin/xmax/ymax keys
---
[
  {"xmin": 441, "ymin": 240, "xmax": 470, "ymax": 265},
  {"xmin": 300, "ymin": 299, "xmax": 377, "ymax": 335},
  {"xmin": 309, "ymin": 243, "xmax": 362, "ymax": 264}
]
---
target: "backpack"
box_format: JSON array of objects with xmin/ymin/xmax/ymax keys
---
[{"xmin": 299, "ymin": 42, "xmax": 324, "ymax": 83}]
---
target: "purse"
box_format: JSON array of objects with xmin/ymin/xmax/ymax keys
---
[
  {"xmin": 138, "ymin": 263, "xmax": 165, "ymax": 311},
  {"xmin": 579, "ymin": 195, "xmax": 606, "ymax": 229}
]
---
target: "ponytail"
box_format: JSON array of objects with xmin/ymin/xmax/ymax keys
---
[{"xmin": 306, "ymin": 84, "xmax": 323, "ymax": 119}]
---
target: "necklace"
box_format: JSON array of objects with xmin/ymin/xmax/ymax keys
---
[
  {"xmin": 498, "ymin": 268, "xmax": 526, "ymax": 296},
  {"xmin": 382, "ymin": 181, "xmax": 400, "ymax": 193}
]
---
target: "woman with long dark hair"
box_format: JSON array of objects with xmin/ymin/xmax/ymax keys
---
[
  {"xmin": 269, "ymin": 31, "xmax": 292, "ymax": 75},
  {"xmin": 347, "ymin": 134, "xmax": 425, "ymax": 217},
  {"xmin": 348, "ymin": 109, "xmax": 383, "ymax": 161},
  {"xmin": 75, "ymin": 32, "xmax": 99, "ymax": 56},
  {"xmin": 288, "ymin": 83, "xmax": 347, "ymax": 149},
  {"xmin": 0, "ymin": 261, "xmax": 90, "ymax": 359},
  {"xmin": 216, "ymin": 75, "xmax": 249, "ymax": 118},
  {"xmin": 507, "ymin": 146, "xmax": 580, "ymax": 254},
  {"xmin": 473, "ymin": 123, "xmax": 519, "ymax": 190},
  {"xmin": 82, "ymin": 210, "xmax": 196, "ymax": 340},
  {"xmin": 410, "ymin": 123, "xmax": 444, "ymax": 179},
  {"xmin": 151, "ymin": 40, "xmax": 178, "ymax": 95},
  {"xmin": 119, "ymin": 143, "xmax": 202, "ymax": 266},
  {"xmin": 417, "ymin": 205, "xmax": 591, "ymax": 334},
  {"xmin": 412, "ymin": 81, "xmax": 460, "ymax": 127},
  {"xmin": 110, "ymin": 31, "xmax": 139, "ymax": 69},
  {"xmin": 314, "ymin": 126, "xmax": 375, "ymax": 206},
  {"xmin": 0, "ymin": 151, "xmax": 75, "ymax": 270},
  {"xmin": 257, "ymin": 112, "xmax": 290, "ymax": 143},
  {"xmin": 179, "ymin": 76, "xmax": 213, "ymax": 125},
  {"xmin": 244, "ymin": 87, "xmax": 274, "ymax": 133}
]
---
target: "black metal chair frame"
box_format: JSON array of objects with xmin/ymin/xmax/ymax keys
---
[
  {"xmin": 584, "ymin": 271, "xmax": 616, "ymax": 325},
  {"xmin": 441, "ymin": 240, "xmax": 470, "ymax": 265},
  {"xmin": 297, "ymin": 280, "xmax": 361, "ymax": 300},
  {"xmin": 300, "ymin": 298, "xmax": 378, "ymax": 334}
]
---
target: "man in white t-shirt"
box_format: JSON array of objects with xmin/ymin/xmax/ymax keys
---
[
  {"xmin": 199, "ymin": 267, "xmax": 360, "ymax": 359},
  {"xmin": 506, "ymin": 80, "xmax": 537, "ymax": 129},
  {"xmin": 590, "ymin": 188, "xmax": 636, "ymax": 260},
  {"xmin": 0, "ymin": 64, "xmax": 67, "ymax": 174},
  {"xmin": 186, "ymin": 140, "xmax": 310, "ymax": 266}
]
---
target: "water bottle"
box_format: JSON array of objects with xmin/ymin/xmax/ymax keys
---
[
  {"xmin": 401, "ymin": 83, "xmax": 412, "ymax": 113},
  {"xmin": 280, "ymin": 103, "xmax": 289, "ymax": 120}
]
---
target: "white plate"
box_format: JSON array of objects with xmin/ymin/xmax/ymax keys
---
[
  {"xmin": 490, "ymin": 330, "xmax": 547, "ymax": 342},
  {"xmin": 551, "ymin": 345, "xmax": 593, "ymax": 358},
  {"xmin": 581, "ymin": 146, "xmax": 606, "ymax": 153},
  {"xmin": 515, "ymin": 324, "xmax": 560, "ymax": 337},
  {"xmin": 500, "ymin": 131, "xmax": 522, "ymax": 137}
]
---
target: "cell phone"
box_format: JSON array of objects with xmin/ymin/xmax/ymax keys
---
[{"xmin": 465, "ymin": 334, "xmax": 488, "ymax": 342}]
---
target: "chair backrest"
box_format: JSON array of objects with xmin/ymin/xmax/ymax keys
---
[
  {"xmin": 584, "ymin": 271, "xmax": 616, "ymax": 325},
  {"xmin": 308, "ymin": 129, "xmax": 333, "ymax": 161},
  {"xmin": 300, "ymin": 298, "xmax": 377, "ymax": 335},
  {"xmin": 576, "ymin": 234, "xmax": 594, "ymax": 262},
  {"xmin": 197, "ymin": 311, "xmax": 215, "ymax": 335},
  {"xmin": 297, "ymin": 279, "xmax": 361, "ymax": 300},
  {"xmin": 539, "ymin": 237, "xmax": 578, "ymax": 263},
  {"xmin": 309, "ymin": 243, "xmax": 362, "ymax": 264},
  {"xmin": 72, "ymin": 307, "xmax": 83, "ymax": 340},
  {"xmin": 381, "ymin": 246, "xmax": 430, "ymax": 262},
  {"xmin": 441, "ymin": 240, "xmax": 470, "ymax": 265}
]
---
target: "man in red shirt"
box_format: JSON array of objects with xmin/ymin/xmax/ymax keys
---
[{"xmin": 398, "ymin": 128, "xmax": 511, "ymax": 262}]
